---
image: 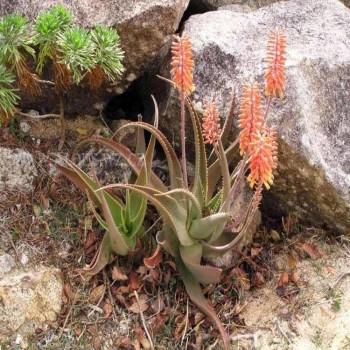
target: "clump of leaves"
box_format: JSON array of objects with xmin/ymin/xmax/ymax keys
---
[
  {"xmin": 0, "ymin": 64, "xmax": 19, "ymax": 126},
  {"xmin": 0, "ymin": 13, "xmax": 40, "ymax": 95},
  {"xmin": 88, "ymin": 25, "xmax": 125, "ymax": 90},
  {"xmin": 0, "ymin": 5, "xmax": 125, "ymax": 149},
  {"xmin": 56, "ymin": 29, "xmax": 286, "ymax": 349}
]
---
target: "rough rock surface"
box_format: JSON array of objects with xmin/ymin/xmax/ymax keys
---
[
  {"xmin": 0, "ymin": 0, "xmax": 189, "ymax": 115},
  {"xmin": 0, "ymin": 267, "xmax": 63, "ymax": 337},
  {"xmin": 192, "ymin": 0, "xmax": 282, "ymax": 11},
  {"xmin": 0, "ymin": 147, "xmax": 37, "ymax": 192},
  {"xmin": 160, "ymin": 0, "xmax": 350, "ymax": 233}
]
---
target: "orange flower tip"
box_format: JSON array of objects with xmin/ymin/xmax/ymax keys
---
[
  {"xmin": 170, "ymin": 34, "xmax": 195, "ymax": 96},
  {"xmin": 265, "ymin": 28, "xmax": 286, "ymax": 99},
  {"xmin": 202, "ymin": 99, "xmax": 221, "ymax": 145}
]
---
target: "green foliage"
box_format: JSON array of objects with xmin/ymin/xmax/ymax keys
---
[
  {"xmin": 34, "ymin": 5, "xmax": 73, "ymax": 73},
  {"xmin": 91, "ymin": 25, "xmax": 125, "ymax": 81},
  {"xmin": 0, "ymin": 64, "xmax": 19, "ymax": 124},
  {"xmin": 0, "ymin": 13, "xmax": 35, "ymax": 70},
  {"xmin": 57, "ymin": 27, "xmax": 96, "ymax": 83},
  {"xmin": 54, "ymin": 114, "xmax": 153, "ymax": 274}
]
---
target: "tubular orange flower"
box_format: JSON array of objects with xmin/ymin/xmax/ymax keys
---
[
  {"xmin": 238, "ymin": 82, "xmax": 264, "ymax": 155},
  {"xmin": 170, "ymin": 35, "xmax": 195, "ymax": 96},
  {"xmin": 247, "ymin": 126, "xmax": 278, "ymax": 190},
  {"xmin": 265, "ymin": 28, "xmax": 286, "ymax": 98},
  {"xmin": 202, "ymin": 99, "xmax": 221, "ymax": 145}
]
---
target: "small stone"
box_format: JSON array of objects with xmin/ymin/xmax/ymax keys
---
[
  {"xmin": 0, "ymin": 147, "xmax": 37, "ymax": 192},
  {"xmin": 19, "ymin": 121, "xmax": 31, "ymax": 133},
  {"xmin": 0, "ymin": 254, "xmax": 16, "ymax": 277}
]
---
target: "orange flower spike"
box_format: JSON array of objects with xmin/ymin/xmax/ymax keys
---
[
  {"xmin": 170, "ymin": 35, "xmax": 195, "ymax": 96},
  {"xmin": 247, "ymin": 127, "xmax": 278, "ymax": 189},
  {"xmin": 238, "ymin": 82, "xmax": 264, "ymax": 155},
  {"xmin": 265, "ymin": 28, "xmax": 286, "ymax": 98},
  {"xmin": 202, "ymin": 99, "xmax": 221, "ymax": 145}
]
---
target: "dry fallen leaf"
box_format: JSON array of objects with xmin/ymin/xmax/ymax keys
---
[
  {"xmin": 287, "ymin": 253, "xmax": 298, "ymax": 269},
  {"xmin": 103, "ymin": 299, "xmax": 113, "ymax": 319},
  {"xmin": 111, "ymin": 266, "xmax": 128, "ymax": 281},
  {"xmin": 290, "ymin": 271, "xmax": 304, "ymax": 288},
  {"xmin": 270, "ymin": 229, "xmax": 281, "ymax": 241},
  {"xmin": 231, "ymin": 267, "xmax": 251, "ymax": 290},
  {"xmin": 278, "ymin": 272, "xmax": 289, "ymax": 286},
  {"xmin": 62, "ymin": 283, "xmax": 74, "ymax": 303},
  {"xmin": 302, "ymin": 242, "xmax": 321, "ymax": 261},
  {"xmin": 251, "ymin": 247, "xmax": 261, "ymax": 258},
  {"xmin": 89, "ymin": 285, "xmax": 105, "ymax": 303},
  {"xmin": 144, "ymin": 244, "xmax": 162, "ymax": 268},
  {"xmin": 251, "ymin": 272, "xmax": 265, "ymax": 287},
  {"xmin": 128, "ymin": 294, "xmax": 149, "ymax": 314},
  {"xmin": 129, "ymin": 271, "xmax": 141, "ymax": 290}
]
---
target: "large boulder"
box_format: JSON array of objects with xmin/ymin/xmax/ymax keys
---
[
  {"xmin": 0, "ymin": 0, "xmax": 189, "ymax": 115},
  {"xmin": 0, "ymin": 147, "xmax": 37, "ymax": 192},
  {"xmin": 0, "ymin": 267, "xmax": 63, "ymax": 337},
  {"xmin": 191, "ymin": 0, "xmax": 282, "ymax": 11},
  {"xmin": 159, "ymin": 0, "xmax": 350, "ymax": 233}
]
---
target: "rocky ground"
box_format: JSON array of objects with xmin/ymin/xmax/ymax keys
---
[{"xmin": 0, "ymin": 118, "xmax": 349, "ymax": 350}]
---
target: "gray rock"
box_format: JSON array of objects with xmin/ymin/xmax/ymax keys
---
[
  {"xmin": 0, "ymin": 148, "xmax": 37, "ymax": 192},
  {"xmin": 0, "ymin": 267, "xmax": 63, "ymax": 337},
  {"xmin": 0, "ymin": 254, "xmax": 16, "ymax": 278},
  {"xmin": 192, "ymin": 0, "xmax": 283, "ymax": 11},
  {"xmin": 0, "ymin": 0, "xmax": 189, "ymax": 115},
  {"xmin": 160, "ymin": 0, "xmax": 350, "ymax": 233}
]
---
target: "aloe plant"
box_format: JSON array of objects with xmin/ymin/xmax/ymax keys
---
[{"xmin": 56, "ymin": 30, "xmax": 285, "ymax": 349}]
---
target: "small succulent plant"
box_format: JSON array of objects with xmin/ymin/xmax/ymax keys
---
[
  {"xmin": 0, "ymin": 6, "xmax": 125, "ymax": 147},
  {"xmin": 0, "ymin": 64, "xmax": 19, "ymax": 126}
]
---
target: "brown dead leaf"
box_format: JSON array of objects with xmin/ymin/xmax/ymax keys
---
[
  {"xmin": 194, "ymin": 312, "xmax": 205, "ymax": 326},
  {"xmin": 290, "ymin": 271, "xmax": 304, "ymax": 288},
  {"xmin": 62, "ymin": 283, "xmax": 74, "ymax": 303},
  {"xmin": 144, "ymin": 244, "xmax": 162, "ymax": 268},
  {"xmin": 251, "ymin": 272, "xmax": 265, "ymax": 287},
  {"xmin": 270, "ymin": 229, "xmax": 281, "ymax": 241},
  {"xmin": 287, "ymin": 253, "xmax": 298, "ymax": 269},
  {"xmin": 93, "ymin": 336, "xmax": 102, "ymax": 350},
  {"xmin": 302, "ymin": 242, "xmax": 321, "ymax": 261},
  {"xmin": 111, "ymin": 266, "xmax": 128, "ymax": 281},
  {"xmin": 128, "ymin": 294, "xmax": 149, "ymax": 314},
  {"xmin": 87, "ymin": 325, "xmax": 99, "ymax": 337},
  {"xmin": 103, "ymin": 299, "xmax": 113, "ymax": 319},
  {"xmin": 89, "ymin": 285, "xmax": 105, "ymax": 303},
  {"xmin": 231, "ymin": 267, "xmax": 251, "ymax": 290},
  {"xmin": 325, "ymin": 266, "xmax": 336, "ymax": 275},
  {"xmin": 150, "ymin": 296, "xmax": 165, "ymax": 314},
  {"xmin": 278, "ymin": 272, "xmax": 289, "ymax": 286},
  {"xmin": 85, "ymin": 231, "xmax": 97, "ymax": 249},
  {"xmin": 251, "ymin": 247, "xmax": 261, "ymax": 258},
  {"xmin": 129, "ymin": 271, "xmax": 141, "ymax": 290}
]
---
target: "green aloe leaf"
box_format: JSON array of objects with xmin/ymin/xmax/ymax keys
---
[
  {"xmin": 189, "ymin": 212, "xmax": 231, "ymax": 240},
  {"xmin": 207, "ymin": 138, "xmax": 239, "ymax": 203},
  {"xmin": 99, "ymin": 183, "xmax": 194, "ymax": 247},
  {"xmin": 95, "ymin": 182, "xmax": 131, "ymax": 255},
  {"xmin": 175, "ymin": 254, "xmax": 230, "ymax": 350},
  {"xmin": 185, "ymin": 98, "xmax": 208, "ymax": 207},
  {"xmin": 117, "ymin": 122, "xmax": 183, "ymax": 192},
  {"xmin": 179, "ymin": 244, "xmax": 222, "ymax": 284}
]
